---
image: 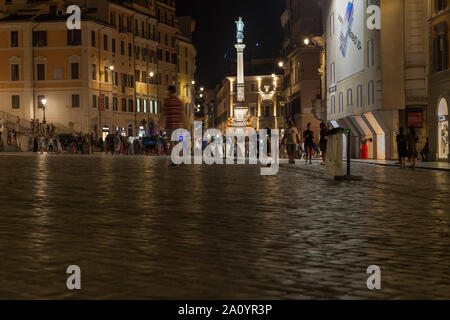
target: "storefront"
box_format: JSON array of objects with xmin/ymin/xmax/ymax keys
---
[{"xmin": 437, "ymin": 98, "xmax": 449, "ymax": 160}]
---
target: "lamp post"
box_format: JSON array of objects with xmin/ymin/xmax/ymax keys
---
[{"xmin": 41, "ymin": 99, "xmax": 47, "ymax": 124}]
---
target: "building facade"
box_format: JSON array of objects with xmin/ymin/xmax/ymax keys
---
[
  {"xmin": 214, "ymin": 59, "xmax": 284, "ymax": 133},
  {"xmin": 176, "ymin": 16, "xmax": 196, "ymax": 134},
  {"xmin": 0, "ymin": 0, "xmax": 195, "ymax": 138},
  {"xmin": 281, "ymin": 0, "xmax": 323, "ymax": 138},
  {"xmin": 428, "ymin": 0, "xmax": 450, "ymax": 162},
  {"xmin": 323, "ymin": 0, "xmax": 428, "ymax": 160}
]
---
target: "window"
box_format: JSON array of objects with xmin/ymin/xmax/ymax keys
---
[
  {"xmin": 105, "ymin": 96, "xmax": 110, "ymax": 110},
  {"xmin": 37, "ymin": 64, "xmax": 45, "ymax": 80},
  {"xmin": 251, "ymin": 83, "xmax": 255, "ymax": 92},
  {"xmin": 67, "ymin": 30, "xmax": 81, "ymax": 45},
  {"xmin": 37, "ymin": 95, "xmax": 45, "ymax": 108},
  {"xmin": 93, "ymin": 95, "xmax": 97, "ymax": 108},
  {"xmin": 113, "ymin": 97, "xmax": 118, "ymax": 111},
  {"xmin": 142, "ymin": 71, "xmax": 147, "ymax": 83},
  {"xmin": 32, "ymin": 31, "xmax": 47, "ymax": 47},
  {"xmin": 12, "ymin": 95, "xmax": 20, "ymax": 109},
  {"xmin": 436, "ymin": 0, "xmax": 447, "ymax": 12},
  {"xmin": 143, "ymin": 99, "xmax": 147, "ymax": 113},
  {"xmin": 368, "ymin": 80, "xmax": 375, "ymax": 105},
  {"xmin": 92, "ymin": 64, "xmax": 97, "ymax": 80},
  {"xmin": 185, "ymin": 61, "xmax": 189, "ymax": 75},
  {"xmin": 11, "ymin": 64, "xmax": 19, "ymax": 81},
  {"xmin": 11, "ymin": 31, "xmax": 18, "ymax": 47},
  {"xmin": 149, "ymin": 100, "xmax": 154, "ymax": 114},
  {"xmin": 331, "ymin": 95, "xmax": 335, "ymax": 114},
  {"xmin": 128, "ymin": 43, "xmax": 132, "ymax": 57},
  {"xmin": 121, "ymin": 40, "xmax": 125, "ymax": 55},
  {"xmin": 103, "ymin": 34, "xmax": 108, "ymax": 50},
  {"xmin": 128, "ymin": 99, "xmax": 134, "ymax": 112},
  {"xmin": 122, "ymin": 99, "xmax": 127, "ymax": 112},
  {"xmin": 339, "ymin": 92, "xmax": 343, "ymax": 112},
  {"xmin": 128, "ymin": 74, "xmax": 134, "ymax": 87},
  {"xmin": 71, "ymin": 63, "xmax": 79, "ymax": 80},
  {"xmin": 357, "ymin": 85, "xmax": 363, "ymax": 108},
  {"xmin": 367, "ymin": 39, "xmax": 374, "ymax": 68},
  {"xmin": 104, "ymin": 67, "xmax": 109, "ymax": 83},
  {"xmin": 112, "ymin": 38, "xmax": 116, "ymax": 53},
  {"xmin": 165, "ymin": 34, "xmax": 168, "ymax": 45},
  {"xmin": 347, "ymin": 89, "xmax": 353, "ymax": 106},
  {"xmin": 72, "ymin": 94, "xmax": 80, "ymax": 108},
  {"xmin": 91, "ymin": 31, "xmax": 96, "ymax": 47},
  {"xmin": 165, "ymin": 51, "xmax": 170, "ymax": 62},
  {"xmin": 330, "ymin": 63, "xmax": 335, "ymax": 85},
  {"xmin": 135, "ymin": 70, "xmax": 140, "ymax": 83},
  {"xmin": 136, "ymin": 98, "xmax": 141, "ymax": 112},
  {"xmin": 434, "ymin": 33, "xmax": 448, "ymax": 72},
  {"xmin": 113, "ymin": 71, "xmax": 118, "ymax": 86}
]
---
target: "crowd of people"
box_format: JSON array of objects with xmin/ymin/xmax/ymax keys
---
[{"xmin": 281, "ymin": 120, "xmax": 329, "ymax": 165}]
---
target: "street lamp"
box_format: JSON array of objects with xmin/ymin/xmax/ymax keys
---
[
  {"xmin": 200, "ymin": 87, "xmax": 204, "ymax": 92},
  {"xmin": 304, "ymin": 38, "xmax": 310, "ymax": 46},
  {"xmin": 41, "ymin": 99, "xmax": 47, "ymax": 124},
  {"xmin": 278, "ymin": 61, "xmax": 284, "ymax": 68},
  {"xmin": 109, "ymin": 65, "xmax": 114, "ymax": 71},
  {"xmin": 191, "ymin": 80, "xmax": 195, "ymax": 85},
  {"xmin": 149, "ymin": 71, "xmax": 154, "ymax": 77}
]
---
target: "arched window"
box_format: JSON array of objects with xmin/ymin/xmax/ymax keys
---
[
  {"xmin": 347, "ymin": 88, "xmax": 353, "ymax": 106},
  {"xmin": 357, "ymin": 85, "xmax": 363, "ymax": 108},
  {"xmin": 368, "ymin": 80, "xmax": 374, "ymax": 105},
  {"xmin": 339, "ymin": 92, "xmax": 343, "ymax": 112}
]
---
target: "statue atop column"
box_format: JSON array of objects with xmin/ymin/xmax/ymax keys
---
[{"xmin": 236, "ymin": 16, "xmax": 244, "ymax": 44}]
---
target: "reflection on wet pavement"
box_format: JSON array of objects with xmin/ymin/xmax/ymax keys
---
[{"xmin": 0, "ymin": 153, "xmax": 449, "ymax": 299}]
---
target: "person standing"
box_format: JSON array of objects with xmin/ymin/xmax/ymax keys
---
[
  {"xmin": 396, "ymin": 128, "xmax": 407, "ymax": 168},
  {"xmin": 406, "ymin": 125, "xmax": 419, "ymax": 170},
  {"xmin": 285, "ymin": 120, "xmax": 300, "ymax": 164},
  {"xmin": 360, "ymin": 136, "xmax": 369, "ymax": 160},
  {"xmin": 303, "ymin": 123, "xmax": 314, "ymax": 164},
  {"xmin": 420, "ymin": 138, "xmax": 429, "ymax": 162},
  {"xmin": 319, "ymin": 122, "xmax": 329, "ymax": 165},
  {"xmin": 159, "ymin": 86, "xmax": 185, "ymax": 165}
]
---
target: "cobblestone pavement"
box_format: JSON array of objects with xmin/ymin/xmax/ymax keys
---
[{"xmin": 0, "ymin": 153, "xmax": 448, "ymax": 299}]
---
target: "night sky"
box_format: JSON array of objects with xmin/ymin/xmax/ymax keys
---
[{"xmin": 176, "ymin": 0, "xmax": 284, "ymax": 89}]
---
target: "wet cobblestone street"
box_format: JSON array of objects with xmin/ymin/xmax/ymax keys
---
[{"xmin": 0, "ymin": 153, "xmax": 449, "ymax": 299}]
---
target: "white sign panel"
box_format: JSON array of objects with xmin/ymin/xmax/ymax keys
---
[{"xmin": 336, "ymin": 0, "xmax": 365, "ymax": 82}]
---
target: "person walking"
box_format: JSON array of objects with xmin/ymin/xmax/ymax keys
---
[
  {"xmin": 406, "ymin": 125, "xmax": 419, "ymax": 170},
  {"xmin": 159, "ymin": 85, "xmax": 185, "ymax": 165},
  {"xmin": 319, "ymin": 122, "xmax": 329, "ymax": 165},
  {"xmin": 396, "ymin": 128, "xmax": 407, "ymax": 168},
  {"xmin": 303, "ymin": 123, "xmax": 314, "ymax": 164},
  {"xmin": 284, "ymin": 120, "xmax": 300, "ymax": 164},
  {"xmin": 420, "ymin": 138, "xmax": 429, "ymax": 162}
]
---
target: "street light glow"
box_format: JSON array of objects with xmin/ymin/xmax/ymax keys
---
[
  {"xmin": 41, "ymin": 99, "xmax": 47, "ymax": 105},
  {"xmin": 149, "ymin": 72, "xmax": 154, "ymax": 77},
  {"xmin": 278, "ymin": 61, "xmax": 284, "ymax": 68},
  {"xmin": 200, "ymin": 87, "xmax": 204, "ymax": 91},
  {"xmin": 304, "ymin": 38, "xmax": 310, "ymax": 45},
  {"xmin": 191, "ymin": 80, "xmax": 195, "ymax": 85},
  {"xmin": 109, "ymin": 65, "xmax": 114, "ymax": 70}
]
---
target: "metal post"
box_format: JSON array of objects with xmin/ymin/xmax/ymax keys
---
[{"xmin": 347, "ymin": 129, "xmax": 351, "ymax": 176}]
